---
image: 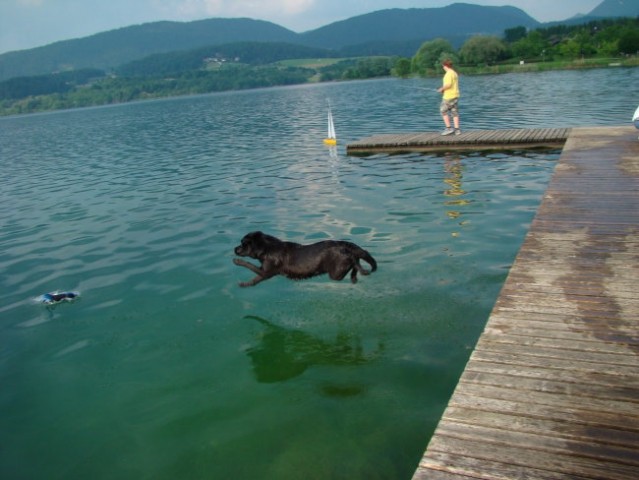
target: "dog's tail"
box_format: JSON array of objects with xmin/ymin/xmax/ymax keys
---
[{"xmin": 359, "ymin": 249, "xmax": 377, "ymax": 273}]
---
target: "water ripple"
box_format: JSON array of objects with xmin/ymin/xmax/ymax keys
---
[{"xmin": 0, "ymin": 68, "xmax": 634, "ymax": 480}]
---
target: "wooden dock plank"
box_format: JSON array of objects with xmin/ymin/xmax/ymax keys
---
[
  {"xmin": 439, "ymin": 415, "xmax": 639, "ymax": 450},
  {"xmin": 450, "ymin": 383, "xmax": 639, "ymax": 421},
  {"xmin": 412, "ymin": 126, "xmax": 639, "ymax": 480},
  {"xmin": 423, "ymin": 424, "xmax": 639, "ymax": 479},
  {"xmin": 346, "ymin": 127, "xmax": 571, "ymax": 154}
]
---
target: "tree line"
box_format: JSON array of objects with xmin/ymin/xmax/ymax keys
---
[
  {"xmin": 404, "ymin": 17, "xmax": 639, "ymax": 76},
  {"xmin": 0, "ymin": 56, "xmax": 398, "ymax": 115},
  {"xmin": 1, "ymin": 17, "xmax": 637, "ymax": 116}
]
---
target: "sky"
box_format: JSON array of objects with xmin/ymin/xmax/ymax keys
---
[{"xmin": 0, "ymin": 0, "xmax": 604, "ymax": 55}]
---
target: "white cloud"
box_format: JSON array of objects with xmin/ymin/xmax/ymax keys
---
[{"xmin": 157, "ymin": 0, "xmax": 316, "ymax": 20}]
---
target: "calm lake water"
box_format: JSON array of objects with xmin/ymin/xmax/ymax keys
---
[{"xmin": 1, "ymin": 67, "xmax": 637, "ymax": 479}]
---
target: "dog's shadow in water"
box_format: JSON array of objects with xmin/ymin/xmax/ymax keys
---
[{"xmin": 244, "ymin": 315, "xmax": 383, "ymax": 389}]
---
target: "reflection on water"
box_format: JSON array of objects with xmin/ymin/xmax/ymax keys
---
[
  {"xmin": 326, "ymin": 144, "xmax": 339, "ymax": 160},
  {"xmin": 443, "ymin": 156, "xmax": 471, "ymax": 236},
  {"xmin": 244, "ymin": 315, "xmax": 383, "ymax": 384}
]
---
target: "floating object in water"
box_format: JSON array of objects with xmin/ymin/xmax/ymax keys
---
[
  {"xmin": 37, "ymin": 291, "xmax": 80, "ymax": 306},
  {"xmin": 323, "ymin": 103, "xmax": 337, "ymax": 146}
]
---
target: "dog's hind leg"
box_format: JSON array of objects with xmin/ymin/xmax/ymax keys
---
[
  {"xmin": 354, "ymin": 261, "xmax": 371, "ymax": 276},
  {"xmin": 327, "ymin": 261, "xmax": 353, "ymax": 282}
]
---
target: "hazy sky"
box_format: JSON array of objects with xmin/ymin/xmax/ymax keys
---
[{"xmin": 0, "ymin": 0, "xmax": 604, "ymax": 54}]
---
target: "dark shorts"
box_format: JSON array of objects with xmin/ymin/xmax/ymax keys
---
[{"xmin": 440, "ymin": 98, "xmax": 459, "ymax": 117}]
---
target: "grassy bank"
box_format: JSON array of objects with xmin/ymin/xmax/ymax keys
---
[{"xmin": 456, "ymin": 56, "xmax": 639, "ymax": 76}]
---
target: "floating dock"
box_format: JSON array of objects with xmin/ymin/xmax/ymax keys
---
[
  {"xmin": 346, "ymin": 127, "xmax": 571, "ymax": 154},
  {"xmin": 411, "ymin": 126, "xmax": 639, "ymax": 479}
]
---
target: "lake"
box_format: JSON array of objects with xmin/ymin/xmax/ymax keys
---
[{"xmin": 1, "ymin": 67, "xmax": 637, "ymax": 479}]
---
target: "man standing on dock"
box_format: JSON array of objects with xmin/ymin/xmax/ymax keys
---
[{"xmin": 438, "ymin": 59, "xmax": 461, "ymax": 136}]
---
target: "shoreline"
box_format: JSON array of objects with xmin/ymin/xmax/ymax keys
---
[{"xmin": 2, "ymin": 60, "xmax": 638, "ymax": 118}]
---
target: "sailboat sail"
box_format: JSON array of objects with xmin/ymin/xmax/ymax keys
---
[
  {"xmin": 327, "ymin": 110, "xmax": 335, "ymax": 138},
  {"xmin": 324, "ymin": 105, "xmax": 337, "ymax": 145}
]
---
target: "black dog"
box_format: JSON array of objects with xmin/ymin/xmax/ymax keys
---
[{"xmin": 233, "ymin": 231, "xmax": 377, "ymax": 287}]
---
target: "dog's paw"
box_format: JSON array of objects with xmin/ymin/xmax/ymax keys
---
[{"xmin": 233, "ymin": 258, "xmax": 243, "ymax": 265}]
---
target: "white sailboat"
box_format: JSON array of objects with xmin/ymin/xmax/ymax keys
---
[{"xmin": 323, "ymin": 105, "xmax": 337, "ymax": 145}]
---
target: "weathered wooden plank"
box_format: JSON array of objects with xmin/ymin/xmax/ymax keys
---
[
  {"xmin": 441, "ymin": 408, "xmax": 639, "ymax": 449},
  {"xmin": 438, "ymin": 421, "xmax": 639, "ymax": 465},
  {"xmin": 464, "ymin": 359, "xmax": 639, "ymax": 390},
  {"xmin": 424, "ymin": 432, "xmax": 638, "ymax": 480},
  {"xmin": 501, "ymin": 283, "xmax": 639, "ymax": 299},
  {"xmin": 474, "ymin": 339, "xmax": 638, "ymax": 366},
  {"xmin": 450, "ymin": 382, "xmax": 639, "ymax": 424},
  {"xmin": 346, "ymin": 128, "xmax": 570, "ymax": 154},
  {"xmin": 468, "ymin": 351, "xmax": 639, "ymax": 380},
  {"xmin": 429, "ymin": 423, "xmax": 639, "ymax": 470},
  {"xmin": 479, "ymin": 330, "xmax": 639, "ymax": 353},
  {"xmin": 486, "ymin": 311, "xmax": 639, "ymax": 338},
  {"xmin": 456, "ymin": 373, "xmax": 639, "ymax": 410},
  {"xmin": 492, "ymin": 304, "xmax": 632, "ymax": 321},
  {"xmin": 413, "ymin": 126, "xmax": 639, "ymax": 480},
  {"xmin": 494, "ymin": 292, "xmax": 639, "ymax": 311},
  {"xmin": 513, "ymin": 246, "xmax": 639, "ymax": 259},
  {"xmin": 417, "ymin": 451, "xmax": 592, "ymax": 480}
]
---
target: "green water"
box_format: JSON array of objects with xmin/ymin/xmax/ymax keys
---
[{"xmin": 2, "ymin": 69, "xmax": 635, "ymax": 479}]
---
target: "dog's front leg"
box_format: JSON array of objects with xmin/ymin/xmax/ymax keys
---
[
  {"xmin": 233, "ymin": 258, "xmax": 263, "ymax": 275},
  {"xmin": 234, "ymin": 258, "xmax": 273, "ymax": 287},
  {"xmin": 239, "ymin": 275, "xmax": 267, "ymax": 287}
]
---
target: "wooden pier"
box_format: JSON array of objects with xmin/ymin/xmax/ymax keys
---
[
  {"xmin": 346, "ymin": 128, "xmax": 571, "ymax": 155},
  {"xmin": 411, "ymin": 126, "xmax": 639, "ymax": 479}
]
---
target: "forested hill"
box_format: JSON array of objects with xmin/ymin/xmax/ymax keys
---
[
  {"xmin": 300, "ymin": 4, "xmax": 538, "ymax": 49},
  {"xmin": 1, "ymin": 0, "xmax": 635, "ymax": 82},
  {"xmin": 0, "ymin": 3, "xmax": 538, "ymax": 81},
  {"xmin": 116, "ymin": 43, "xmax": 333, "ymax": 77},
  {"xmin": 0, "ymin": 18, "xmax": 298, "ymax": 81},
  {"xmin": 589, "ymin": 0, "xmax": 639, "ymax": 18}
]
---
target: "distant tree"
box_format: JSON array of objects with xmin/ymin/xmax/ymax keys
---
[
  {"xmin": 359, "ymin": 57, "xmax": 393, "ymax": 77},
  {"xmin": 412, "ymin": 38, "xmax": 455, "ymax": 75},
  {"xmin": 504, "ymin": 26, "xmax": 527, "ymax": 43},
  {"xmin": 558, "ymin": 38, "xmax": 581, "ymax": 58},
  {"xmin": 392, "ymin": 57, "xmax": 412, "ymax": 78},
  {"xmin": 597, "ymin": 39, "xmax": 620, "ymax": 57},
  {"xmin": 555, "ymin": 30, "xmax": 596, "ymax": 59},
  {"xmin": 0, "ymin": 68, "xmax": 104, "ymax": 100},
  {"xmin": 618, "ymin": 27, "xmax": 639, "ymax": 54},
  {"xmin": 459, "ymin": 36, "xmax": 508, "ymax": 66},
  {"xmin": 511, "ymin": 30, "xmax": 548, "ymax": 60},
  {"xmin": 340, "ymin": 57, "xmax": 394, "ymax": 80},
  {"xmin": 436, "ymin": 52, "xmax": 460, "ymax": 69}
]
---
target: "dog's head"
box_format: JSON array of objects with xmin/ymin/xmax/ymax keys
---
[{"xmin": 234, "ymin": 231, "xmax": 270, "ymax": 259}]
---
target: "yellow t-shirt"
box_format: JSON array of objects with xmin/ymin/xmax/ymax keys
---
[{"xmin": 442, "ymin": 70, "xmax": 459, "ymax": 100}]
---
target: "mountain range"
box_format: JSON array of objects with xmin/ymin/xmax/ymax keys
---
[{"xmin": 0, "ymin": 0, "xmax": 637, "ymax": 82}]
